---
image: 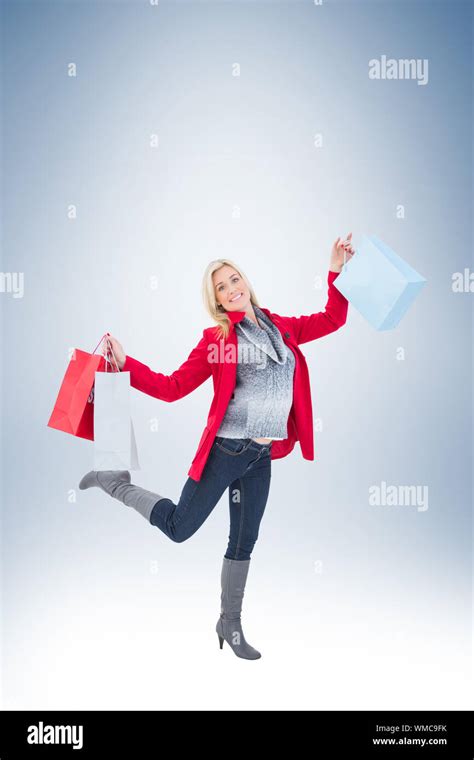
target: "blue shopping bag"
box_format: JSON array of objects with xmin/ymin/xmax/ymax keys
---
[{"xmin": 333, "ymin": 234, "xmax": 426, "ymax": 330}]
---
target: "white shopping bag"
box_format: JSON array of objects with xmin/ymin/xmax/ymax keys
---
[{"xmin": 93, "ymin": 370, "xmax": 140, "ymax": 471}]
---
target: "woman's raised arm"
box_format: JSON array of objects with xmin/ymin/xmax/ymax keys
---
[
  {"xmin": 280, "ymin": 233, "xmax": 354, "ymax": 345},
  {"xmin": 284, "ymin": 270, "xmax": 349, "ymax": 344}
]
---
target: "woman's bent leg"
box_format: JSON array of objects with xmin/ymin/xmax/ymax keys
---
[{"xmin": 150, "ymin": 443, "xmax": 249, "ymax": 543}]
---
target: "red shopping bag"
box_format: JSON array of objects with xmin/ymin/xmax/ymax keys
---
[{"xmin": 47, "ymin": 336, "xmax": 109, "ymax": 441}]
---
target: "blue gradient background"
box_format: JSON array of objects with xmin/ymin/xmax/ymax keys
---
[{"xmin": 1, "ymin": 0, "xmax": 472, "ymax": 709}]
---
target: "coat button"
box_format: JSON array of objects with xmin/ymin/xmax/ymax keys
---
[{"xmin": 284, "ymin": 331, "xmax": 290, "ymax": 339}]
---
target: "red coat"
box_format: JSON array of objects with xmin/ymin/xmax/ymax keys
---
[{"xmin": 123, "ymin": 270, "xmax": 348, "ymax": 481}]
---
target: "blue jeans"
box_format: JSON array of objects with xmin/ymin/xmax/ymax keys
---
[{"xmin": 150, "ymin": 436, "xmax": 273, "ymax": 560}]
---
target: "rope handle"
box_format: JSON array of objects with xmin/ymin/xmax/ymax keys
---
[
  {"xmin": 91, "ymin": 333, "xmax": 121, "ymax": 373},
  {"xmin": 91, "ymin": 333, "xmax": 108, "ymax": 355},
  {"xmin": 104, "ymin": 335, "xmax": 121, "ymax": 373}
]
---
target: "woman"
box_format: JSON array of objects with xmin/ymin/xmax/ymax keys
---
[{"xmin": 79, "ymin": 233, "xmax": 354, "ymax": 660}]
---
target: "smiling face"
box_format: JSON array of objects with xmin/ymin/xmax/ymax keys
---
[{"xmin": 213, "ymin": 264, "xmax": 251, "ymax": 313}]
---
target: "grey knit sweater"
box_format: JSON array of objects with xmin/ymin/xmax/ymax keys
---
[{"xmin": 216, "ymin": 305, "xmax": 295, "ymax": 440}]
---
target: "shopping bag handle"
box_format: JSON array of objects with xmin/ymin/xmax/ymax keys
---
[
  {"xmin": 92, "ymin": 333, "xmax": 108, "ymax": 355},
  {"xmin": 91, "ymin": 333, "xmax": 120, "ymax": 373}
]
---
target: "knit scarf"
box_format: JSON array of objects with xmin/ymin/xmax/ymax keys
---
[{"xmin": 235, "ymin": 306, "xmax": 288, "ymax": 365}]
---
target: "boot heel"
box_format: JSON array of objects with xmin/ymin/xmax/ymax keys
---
[{"xmin": 217, "ymin": 634, "xmax": 224, "ymax": 649}]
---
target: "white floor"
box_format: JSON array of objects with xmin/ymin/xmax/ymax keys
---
[{"xmin": 3, "ymin": 567, "xmax": 472, "ymax": 711}]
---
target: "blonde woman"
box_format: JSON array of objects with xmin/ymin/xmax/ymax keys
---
[{"xmin": 79, "ymin": 234, "xmax": 354, "ymax": 660}]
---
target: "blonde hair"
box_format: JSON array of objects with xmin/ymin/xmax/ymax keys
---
[{"xmin": 201, "ymin": 258, "xmax": 261, "ymax": 340}]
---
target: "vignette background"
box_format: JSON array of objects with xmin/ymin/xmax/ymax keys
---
[{"xmin": 0, "ymin": 0, "xmax": 472, "ymax": 709}]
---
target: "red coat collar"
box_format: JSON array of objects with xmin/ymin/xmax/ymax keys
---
[
  {"xmin": 226, "ymin": 310, "xmax": 247, "ymax": 324},
  {"xmin": 226, "ymin": 306, "xmax": 273, "ymax": 326}
]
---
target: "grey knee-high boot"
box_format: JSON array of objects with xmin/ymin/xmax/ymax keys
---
[
  {"xmin": 79, "ymin": 470, "xmax": 164, "ymax": 522},
  {"xmin": 216, "ymin": 557, "xmax": 261, "ymax": 660}
]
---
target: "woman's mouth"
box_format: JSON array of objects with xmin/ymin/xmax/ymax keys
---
[{"xmin": 229, "ymin": 293, "xmax": 243, "ymax": 303}]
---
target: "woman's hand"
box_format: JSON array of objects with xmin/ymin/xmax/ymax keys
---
[
  {"xmin": 103, "ymin": 333, "xmax": 126, "ymax": 371},
  {"xmin": 330, "ymin": 232, "xmax": 355, "ymax": 273}
]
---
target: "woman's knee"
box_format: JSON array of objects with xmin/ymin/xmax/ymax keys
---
[{"xmin": 169, "ymin": 522, "xmax": 195, "ymax": 544}]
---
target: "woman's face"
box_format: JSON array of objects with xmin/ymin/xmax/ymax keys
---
[{"xmin": 213, "ymin": 265, "xmax": 251, "ymax": 312}]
